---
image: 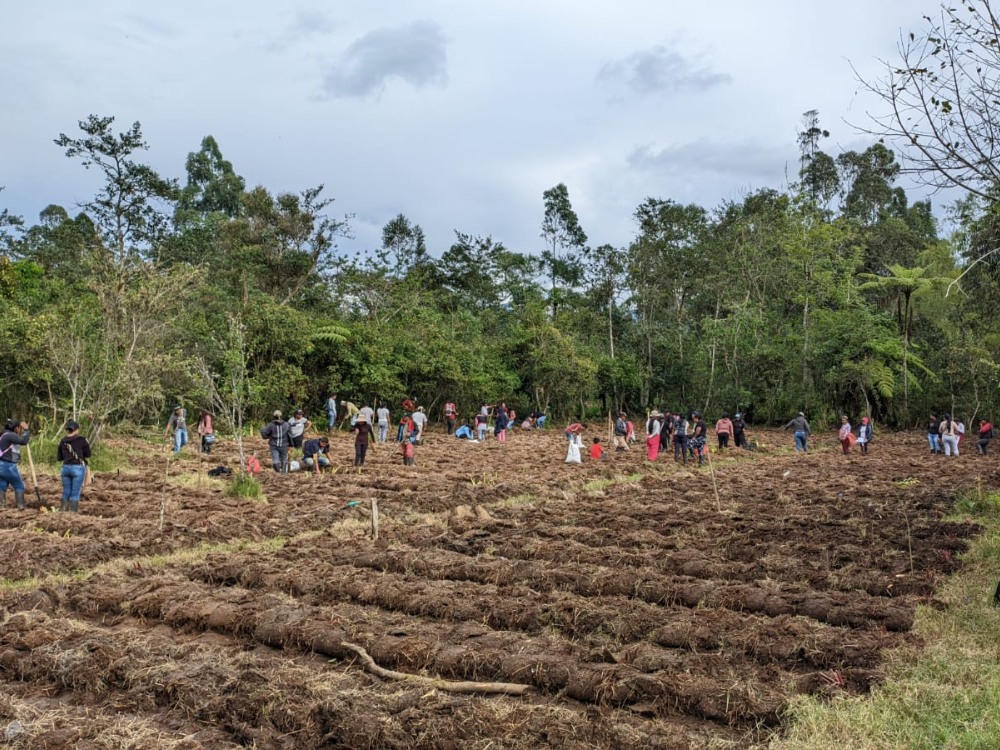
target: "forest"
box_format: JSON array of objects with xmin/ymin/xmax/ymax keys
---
[{"xmin": 1, "ymin": 105, "xmax": 998, "ymax": 441}]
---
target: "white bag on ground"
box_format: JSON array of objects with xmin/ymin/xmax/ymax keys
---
[{"xmin": 565, "ymin": 435, "xmax": 582, "ymax": 464}]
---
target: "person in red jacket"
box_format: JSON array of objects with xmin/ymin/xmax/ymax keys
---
[{"xmin": 977, "ymin": 418, "xmax": 994, "ymax": 455}]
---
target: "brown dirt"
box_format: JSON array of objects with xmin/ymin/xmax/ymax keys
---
[{"xmin": 0, "ymin": 427, "xmax": 989, "ymax": 748}]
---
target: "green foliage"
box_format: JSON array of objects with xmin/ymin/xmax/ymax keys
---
[{"xmin": 225, "ymin": 473, "xmax": 265, "ymax": 500}]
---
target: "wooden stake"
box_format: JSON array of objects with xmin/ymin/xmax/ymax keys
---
[
  {"xmin": 371, "ymin": 497, "xmax": 379, "ymax": 540},
  {"xmin": 706, "ymin": 444, "xmax": 722, "ymax": 512}
]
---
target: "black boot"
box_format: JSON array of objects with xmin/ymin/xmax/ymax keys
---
[
  {"xmin": 15, "ymin": 491, "xmax": 25, "ymax": 510},
  {"xmin": 60, "ymin": 499, "xmax": 69, "ymax": 512},
  {"xmin": 69, "ymin": 500, "xmax": 79, "ymax": 513}
]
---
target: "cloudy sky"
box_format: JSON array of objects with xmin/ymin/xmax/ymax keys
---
[{"xmin": 4, "ymin": 1, "xmax": 941, "ymax": 257}]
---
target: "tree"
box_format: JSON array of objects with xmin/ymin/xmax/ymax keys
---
[
  {"xmin": 0, "ymin": 187, "xmax": 23, "ymax": 253},
  {"xmin": 859, "ymin": 3, "xmax": 1000, "ymax": 199},
  {"xmin": 540, "ymin": 183, "xmax": 588, "ymax": 317},
  {"xmin": 176, "ymin": 136, "xmax": 245, "ymax": 220},
  {"xmin": 797, "ymin": 110, "xmax": 840, "ymax": 208},
  {"xmin": 55, "ymin": 115, "xmax": 177, "ymax": 267},
  {"xmin": 858, "ymin": 264, "xmax": 949, "ymax": 421}
]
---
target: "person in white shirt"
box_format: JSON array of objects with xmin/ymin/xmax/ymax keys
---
[
  {"xmin": 410, "ymin": 406, "xmax": 428, "ymax": 441},
  {"xmin": 376, "ymin": 403, "xmax": 391, "ymax": 443},
  {"xmin": 287, "ymin": 409, "xmax": 311, "ymax": 453}
]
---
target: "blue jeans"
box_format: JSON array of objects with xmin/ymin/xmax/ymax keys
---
[
  {"xmin": 378, "ymin": 423, "xmax": 388, "ymax": 442},
  {"xmin": 477, "ymin": 425, "xmax": 487, "ymax": 441},
  {"xmin": 327, "ymin": 411, "xmax": 336, "ymax": 429},
  {"xmin": 928, "ymin": 433, "xmax": 941, "ymax": 452},
  {"xmin": 536, "ymin": 416, "xmax": 547, "ymax": 428},
  {"xmin": 794, "ymin": 431, "xmax": 808, "ymax": 451},
  {"xmin": 0, "ymin": 461, "xmax": 24, "ymax": 493},
  {"xmin": 61, "ymin": 464, "xmax": 86, "ymax": 501},
  {"xmin": 173, "ymin": 428, "xmax": 188, "ymax": 452},
  {"xmin": 943, "ymin": 435, "xmax": 959, "ymax": 456}
]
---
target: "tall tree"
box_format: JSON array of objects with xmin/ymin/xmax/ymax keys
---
[{"xmin": 540, "ymin": 183, "xmax": 588, "ymax": 317}]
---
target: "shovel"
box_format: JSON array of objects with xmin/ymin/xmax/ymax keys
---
[{"xmin": 24, "ymin": 445, "xmax": 47, "ymax": 509}]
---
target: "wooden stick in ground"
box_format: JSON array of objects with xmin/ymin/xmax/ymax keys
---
[
  {"xmin": 371, "ymin": 497, "xmax": 379, "ymax": 540},
  {"xmin": 159, "ymin": 447, "xmax": 170, "ymax": 532},
  {"xmin": 706, "ymin": 444, "xmax": 722, "ymax": 512},
  {"xmin": 340, "ymin": 641, "xmax": 533, "ymax": 696},
  {"xmin": 24, "ymin": 445, "xmax": 45, "ymax": 508}
]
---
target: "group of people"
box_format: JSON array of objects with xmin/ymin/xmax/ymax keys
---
[
  {"xmin": 1, "ymin": 418, "xmax": 91, "ymax": 512},
  {"xmin": 564, "ymin": 410, "xmax": 750, "ymax": 467},
  {"xmin": 927, "ymin": 413, "xmax": 994, "ymax": 456}
]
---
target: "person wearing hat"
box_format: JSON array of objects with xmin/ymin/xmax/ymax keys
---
[
  {"xmin": 57, "ymin": 420, "xmax": 91, "ymax": 512},
  {"xmin": 339, "ymin": 400, "xmax": 360, "ymax": 429},
  {"xmin": 287, "ymin": 409, "xmax": 312, "ymax": 454},
  {"xmin": 613, "ymin": 411, "xmax": 629, "ymax": 452},
  {"xmin": 302, "ymin": 435, "xmax": 331, "ymax": 473},
  {"xmin": 732, "ymin": 413, "xmax": 747, "ymax": 449},
  {"xmin": 783, "ymin": 411, "xmax": 811, "ymax": 452},
  {"xmin": 261, "ymin": 410, "xmax": 292, "ymax": 472},
  {"xmin": 165, "ymin": 405, "xmax": 188, "ymax": 453},
  {"xmin": 349, "ymin": 412, "xmax": 375, "ymax": 466},
  {"xmin": 645, "ymin": 411, "xmax": 663, "ymax": 461},
  {"xmin": 857, "ymin": 416, "xmax": 874, "ymax": 455},
  {"xmin": 0, "ymin": 419, "xmax": 31, "ymax": 509}
]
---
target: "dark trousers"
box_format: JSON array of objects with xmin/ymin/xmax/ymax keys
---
[{"xmin": 354, "ymin": 443, "xmax": 368, "ymax": 466}]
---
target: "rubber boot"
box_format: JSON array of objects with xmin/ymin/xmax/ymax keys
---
[
  {"xmin": 69, "ymin": 500, "xmax": 79, "ymax": 513},
  {"xmin": 15, "ymin": 491, "xmax": 26, "ymax": 510},
  {"xmin": 60, "ymin": 499, "xmax": 69, "ymax": 512}
]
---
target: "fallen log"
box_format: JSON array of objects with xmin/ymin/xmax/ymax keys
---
[{"xmin": 339, "ymin": 641, "xmax": 534, "ymax": 696}]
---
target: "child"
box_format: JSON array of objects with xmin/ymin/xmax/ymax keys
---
[
  {"xmin": 246, "ymin": 453, "xmax": 262, "ymax": 476},
  {"xmin": 402, "ymin": 439, "xmax": 415, "ymax": 466},
  {"xmin": 590, "ymin": 436, "xmax": 605, "ymax": 460}
]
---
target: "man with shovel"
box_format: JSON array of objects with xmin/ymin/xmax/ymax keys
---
[{"xmin": 0, "ymin": 419, "xmax": 31, "ymax": 509}]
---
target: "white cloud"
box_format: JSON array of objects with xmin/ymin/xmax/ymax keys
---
[{"xmin": 598, "ymin": 43, "xmax": 731, "ymax": 97}]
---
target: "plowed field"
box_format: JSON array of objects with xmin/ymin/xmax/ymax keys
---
[{"xmin": 0, "ymin": 427, "xmax": 989, "ymax": 748}]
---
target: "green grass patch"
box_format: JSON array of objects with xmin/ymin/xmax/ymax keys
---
[
  {"xmin": 773, "ymin": 499, "xmax": 1000, "ymax": 750},
  {"xmin": 225, "ymin": 473, "xmax": 265, "ymax": 501},
  {"xmin": 584, "ymin": 473, "xmax": 645, "ymax": 492}
]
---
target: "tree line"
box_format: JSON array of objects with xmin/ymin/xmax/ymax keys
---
[{"xmin": 1, "ymin": 106, "xmax": 998, "ymax": 443}]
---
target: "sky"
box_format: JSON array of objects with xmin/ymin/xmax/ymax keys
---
[{"xmin": 3, "ymin": 1, "xmax": 944, "ymax": 258}]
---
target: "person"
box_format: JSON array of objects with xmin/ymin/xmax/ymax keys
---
[
  {"xmin": 838, "ymin": 415, "xmax": 853, "ymax": 454},
  {"xmin": 402, "ymin": 397, "xmax": 417, "ymax": 413},
  {"xmin": 690, "ymin": 412, "xmax": 708, "ymax": 466},
  {"xmin": 732, "ymin": 413, "xmax": 747, "ymax": 449},
  {"xmin": 261, "ymin": 410, "xmax": 292, "ymax": 472},
  {"xmin": 288, "ymin": 409, "xmax": 311, "ymax": 454},
  {"xmin": 0, "ymin": 420, "xmax": 31, "ymax": 509},
  {"xmin": 325, "ymin": 393, "xmax": 338, "ymax": 431},
  {"xmin": 376, "ymin": 403, "xmax": 391, "ymax": 443},
  {"xmin": 646, "ymin": 411, "xmax": 662, "ymax": 461},
  {"xmin": 928, "ymin": 412, "xmax": 942, "ymax": 454},
  {"xmin": 402, "ymin": 438, "xmax": 415, "ymax": 466},
  {"xmin": 940, "ymin": 414, "xmax": 961, "ymax": 456},
  {"xmin": 613, "ymin": 412, "xmax": 629, "ymax": 451},
  {"xmin": 715, "ymin": 413, "xmax": 734, "ymax": 450},
  {"xmin": 533, "ymin": 410, "xmax": 547, "ymax": 428},
  {"xmin": 564, "ymin": 421, "xmax": 587, "ymax": 442},
  {"xmin": 494, "ymin": 403, "xmax": 508, "ymax": 442},
  {"xmin": 57, "ymin": 420, "xmax": 91, "ymax": 513},
  {"xmin": 302, "ymin": 436, "xmax": 331, "ymax": 473},
  {"xmin": 350, "ymin": 413, "xmax": 375, "ymax": 466},
  {"xmin": 475, "ymin": 412, "xmax": 489, "ymax": 442},
  {"xmin": 443, "ymin": 401, "xmax": 457, "ymax": 435},
  {"xmin": 857, "ymin": 417, "xmax": 873, "ymax": 455},
  {"xmin": 340, "ymin": 400, "xmax": 360, "ymax": 429},
  {"xmin": 977, "ymin": 418, "xmax": 994, "ymax": 455},
  {"xmin": 197, "ymin": 409, "xmax": 215, "ymax": 454},
  {"xmin": 672, "ymin": 412, "xmax": 688, "ymax": 464},
  {"xmin": 507, "ymin": 407, "xmax": 517, "ymax": 431},
  {"xmin": 626, "ymin": 418, "xmax": 637, "ymax": 445},
  {"xmin": 358, "ymin": 403, "xmax": 375, "ymax": 428},
  {"xmin": 565, "ymin": 430, "xmax": 583, "ymax": 464},
  {"xmin": 521, "ymin": 415, "xmax": 536, "ymax": 430},
  {"xmin": 410, "ymin": 406, "xmax": 428, "ymax": 441},
  {"xmin": 590, "ymin": 437, "xmax": 605, "ymax": 460},
  {"xmin": 783, "ymin": 412, "xmax": 811, "ymax": 452},
  {"xmin": 246, "ymin": 452, "xmax": 262, "ymax": 476},
  {"xmin": 957, "ymin": 418, "xmax": 966, "ymax": 448},
  {"xmin": 397, "ymin": 412, "xmax": 415, "ymax": 443},
  {"xmin": 455, "ymin": 423, "xmax": 476, "ymax": 441},
  {"xmin": 165, "ymin": 405, "xmax": 188, "ymax": 453},
  {"xmin": 659, "ymin": 410, "xmax": 673, "ymax": 453}
]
